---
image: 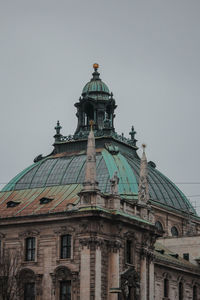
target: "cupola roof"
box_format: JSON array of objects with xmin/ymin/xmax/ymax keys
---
[{"xmin": 82, "ymin": 64, "xmax": 110, "ymax": 100}]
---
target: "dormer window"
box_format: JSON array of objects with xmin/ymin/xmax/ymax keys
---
[
  {"xmin": 7, "ymin": 201, "xmax": 20, "ymax": 208},
  {"xmin": 39, "ymin": 197, "xmax": 53, "ymax": 205}
]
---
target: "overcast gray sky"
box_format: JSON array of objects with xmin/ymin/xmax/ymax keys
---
[{"xmin": 0, "ymin": 0, "xmax": 200, "ymax": 213}]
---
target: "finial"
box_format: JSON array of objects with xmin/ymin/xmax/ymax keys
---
[
  {"xmin": 54, "ymin": 120, "xmax": 62, "ymax": 142},
  {"xmin": 55, "ymin": 120, "xmax": 62, "ymax": 135},
  {"xmin": 89, "ymin": 120, "xmax": 95, "ymax": 130},
  {"xmin": 93, "ymin": 63, "xmax": 99, "ymax": 71},
  {"xmin": 142, "ymin": 144, "xmax": 146, "ymax": 152}
]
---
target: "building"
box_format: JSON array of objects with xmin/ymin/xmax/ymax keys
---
[{"xmin": 0, "ymin": 64, "xmax": 200, "ymax": 300}]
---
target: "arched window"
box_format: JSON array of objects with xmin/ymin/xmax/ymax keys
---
[
  {"xmin": 164, "ymin": 278, "xmax": 169, "ymax": 297},
  {"xmin": 193, "ymin": 285, "xmax": 197, "ymax": 300},
  {"xmin": 84, "ymin": 103, "xmax": 94, "ymax": 126},
  {"xmin": 171, "ymin": 226, "xmax": 179, "ymax": 237},
  {"xmin": 19, "ymin": 269, "xmax": 36, "ymax": 300},
  {"xmin": 155, "ymin": 221, "xmax": 163, "ymax": 231},
  {"xmin": 53, "ymin": 266, "xmax": 73, "ymax": 300},
  {"xmin": 179, "ymin": 281, "xmax": 183, "ymax": 300}
]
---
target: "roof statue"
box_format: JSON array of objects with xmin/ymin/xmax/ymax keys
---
[{"xmin": 110, "ymin": 171, "xmax": 119, "ymax": 195}]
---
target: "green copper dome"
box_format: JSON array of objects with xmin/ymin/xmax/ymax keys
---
[
  {"xmin": 2, "ymin": 145, "xmax": 196, "ymax": 216},
  {"xmin": 82, "ymin": 80, "xmax": 110, "ymax": 94},
  {"xmin": 82, "ymin": 64, "xmax": 110, "ymax": 100}
]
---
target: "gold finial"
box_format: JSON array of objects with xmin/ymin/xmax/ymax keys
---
[
  {"xmin": 89, "ymin": 120, "xmax": 95, "ymax": 130},
  {"xmin": 93, "ymin": 63, "xmax": 99, "ymax": 70}
]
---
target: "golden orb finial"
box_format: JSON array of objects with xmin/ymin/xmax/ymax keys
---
[{"xmin": 93, "ymin": 63, "xmax": 99, "ymax": 70}]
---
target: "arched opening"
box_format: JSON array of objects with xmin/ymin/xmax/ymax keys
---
[
  {"xmin": 52, "ymin": 266, "xmax": 73, "ymax": 300},
  {"xmin": 84, "ymin": 103, "xmax": 94, "ymax": 127},
  {"xmin": 155, "ymin": 221, "xmax": 163, "ymax": 232},
  {"xmin": 171, "ymin": 226, "xmax": 179, "ymax": 237},
  {"xmin": 19, "ymin": 268, "xmax": 36, "ymax": 300}
]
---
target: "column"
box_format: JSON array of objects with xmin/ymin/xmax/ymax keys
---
[
  {"xmin": 149, "ymin": 260, "xmax": 154, "ymax": 300},
  {"xmin": 95, "ymin": 246, "xmax": 101, "ymax": 300},
  {"xmin": 80, "ymin": 245, "xmax": 90, "ymax": 300},
  {"xmin": 140, "ymin": 254, "xmax": 147, "ymax": 300},
  {"xmin": 108, "ymin": 242, "xmax": 121, "ymax": 300}
]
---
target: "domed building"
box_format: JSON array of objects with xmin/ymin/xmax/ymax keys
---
[{"xmin": 0, "ymin": 64, "xmax": 200, "ymax": 300}]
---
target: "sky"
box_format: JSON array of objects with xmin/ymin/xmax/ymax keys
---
[{"xmin": 0, "ymin": 0, "xmax": 200, "ymax": 213}]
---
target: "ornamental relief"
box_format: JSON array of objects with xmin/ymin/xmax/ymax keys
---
[
  {"xmin": 54, "ymin": 225, "xmax": 75, "ymax": 235},
  {"xmin": 19, "ymin": 229, "xmax": 40, "ymax": 238},
  {"xmin": 0, "ymin": 232, "xmax": 5, "ymax": 238}
]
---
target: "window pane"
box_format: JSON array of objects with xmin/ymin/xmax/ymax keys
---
[
  {"xmin": 24, "ymin": 283, "xmax": 35, "ymax": 300},
  {"xmin": 60, "ymin": 281, "xmax": 71, "ymax": 300},
  {"xmin": 61, "ymin": 235, "xmax": 71, "ymax": 259},
  {"xmin": 126, "ymin": 240, "xmax": 132, "ymax": 264},
  {"xmin": 26, "ymin": 237, "xmax": 35, "ymax": 261}
]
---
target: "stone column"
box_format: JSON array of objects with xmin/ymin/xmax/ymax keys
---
[
  {"xmin": 149, "ymin": 259, "xmax": 154, "ymax": 300},
  {"xmin": 140, "ymin": 251, "xmax": 147, "ymax": 300},
  {"xmin": 95, "ymin": 246, "xmax": 102, "ymax": 300},
  {"xmin": 108, "ymin": 241, "xmax": 121, "ymax": 300},
  {"xmin": 80, "ymin": 244, "xmax": 90, "ymax": 300},
  {"xmin": 43, "ymin": 247, "xmax": 52, "ymax": 300}
]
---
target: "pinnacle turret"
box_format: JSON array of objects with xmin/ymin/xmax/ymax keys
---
[{"xmin": 138, "ymin": 144, "xmax": 149, "ymax": 204}]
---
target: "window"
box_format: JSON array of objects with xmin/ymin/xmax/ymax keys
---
[
  {"xmin": 25, "ymin": 237, "xmax": 35, "ymax": 261},
  {"xmin": 60, "ymin": 281, "xmax": 71, "ymax": 300},
  {"xmin": 164, "ymin": 278, "xmax": 169, "ymax": 297},
  {"xmin": 171, "ymin": 226, "xmax": 179, "ymax": 237},
  {"xmin": 179, "ymin": 282, "xmax": 183, "ymax": 300},
  {"xmin": 24, "ymin": 282, "xmax": 35, "ymax": 300},
  {"xmin": 193, "ymin": 285, "xmax": 197, "ymax": 300},
  {"xmin": 60, "ymin": 235, "xmax": 71, "ymax": 259},
  {"xmin": 155, "ymin": 221, "xmax": 163, "ymax": 231},
  {"xmin": 126, "ymin": 240, "xmax": 132, "ymax": 264},
  {"xmin": 183, "ymin": 253, "xmax": 189, "ymax": 261}
]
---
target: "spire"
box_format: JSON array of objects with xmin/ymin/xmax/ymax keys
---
[
  {"xmin": 83, "ymin": 120, "xmax": 99, "ymax": 191},
  {"xmin": 138, "ymin": 144, "xmax": 149, "ymax": 204}
]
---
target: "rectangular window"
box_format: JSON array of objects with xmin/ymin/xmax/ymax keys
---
[
  {"xmin": 60, "ymin": 281, "xmax": 71, "ymax": 300},
  {"xmin": 60, "ymin": 235, "xmax": 71, "ymax": 259},
  {"xmin": 126, "ymin": 240, "xmax": 132, "ymax": 264},
  {"xmin": 24, "ymin": 282, "xmax": 35, "ymax": 300},
  {"xmin": 25, "ymin": 237, "xmax": 35, "ymax": 261},
  {"xmin": 164, "ymin": 278, "xmax": 169, "ymax": 297},
  {"xmin": 183, "ymin": 253, "xmax": 189, "ymax": 261}
]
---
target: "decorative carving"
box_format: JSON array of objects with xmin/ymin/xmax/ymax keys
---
[
  {"xmin": 54, "ymin": 225, "xmax": 75, "ymax": 235},
  {"xmin": 19, "ymin": 230, "xmax": 39, "ymax": 238},
  {"xmin": 106, "ymin": 240, "xmax": 122, "ymax": 252},
  {"xmin": 120, "ymin": 266, "xmax": 140, "ymax": 300},
  {"xmin": 79, "ymin": 237, "xmax": 104, "ymax": 249}
]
